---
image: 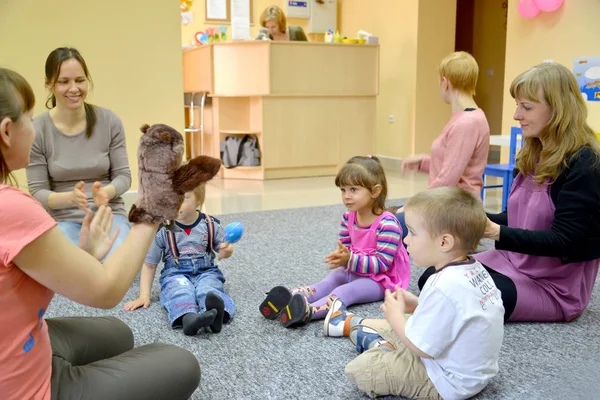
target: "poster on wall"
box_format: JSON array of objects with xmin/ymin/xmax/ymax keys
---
[{"xmin": 574, "ymin": 57, "xmax": 600, "ymax": 102}]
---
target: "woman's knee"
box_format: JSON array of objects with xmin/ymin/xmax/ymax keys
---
[
  {"xmin": 102, "ymin": 316, "xmax": 134, "ymax": 349},
  {"xmin": 142, "ymin": 343, "xmax": 201, "ymax": 395}
]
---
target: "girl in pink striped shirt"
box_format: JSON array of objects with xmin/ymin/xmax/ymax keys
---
[{"xmin": 259, "ymin": 156, "xmax": 411, "ymax": 328}]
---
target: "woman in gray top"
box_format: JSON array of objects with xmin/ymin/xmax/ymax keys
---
[{"xmin": 26, "ymin": 47, "xmax": 131, "ymax": 256}]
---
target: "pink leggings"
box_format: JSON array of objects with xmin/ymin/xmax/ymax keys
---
[{"xmin": 294, "ymin": 268, "xmax": 384, "ymax": 320}]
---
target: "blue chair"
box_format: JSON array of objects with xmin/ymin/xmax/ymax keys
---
[{"xmin": 481, "ymin": 127, "xmax": 523, "ymax": 211}]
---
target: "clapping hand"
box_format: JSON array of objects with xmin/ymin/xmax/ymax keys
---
[
  {"xmin": 325, "ymin": 241, "xmax": 350, "ymax": 269},
  {"xmin": 92, "ymin": 181, "xmax": 110, "ymax": 207},
  {"xmin": 71, "ymin": 181, "xmax": 89, "ymax": 211},
  {"xmin": 380, "ymin": 287, "xmax": 406, "ymax": 324},
  {"xmin": 79, "ymin": 206, "xmax": 119, "ymax": 261}
]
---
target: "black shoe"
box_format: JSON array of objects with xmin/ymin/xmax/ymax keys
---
[
  {"xmin": 206, "ymin": 292, "xmax": 225, "ymax": 333},
  {"xmin": 259, "ymin": 286, "xmax": 292, "ymax": 320},
  {"xmin": 280, "ymin": 294, "xmax": 312, "ymax": 328}
]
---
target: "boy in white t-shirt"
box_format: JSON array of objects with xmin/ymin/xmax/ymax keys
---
[{"xmin": 324, "ymin": 187, "xmax": 504, "ymax": 399}]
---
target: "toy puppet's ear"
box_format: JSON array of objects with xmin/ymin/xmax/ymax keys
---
[
  {"xmin": 172, "ymin": 155, "xmax": 221, "ymax": 194},
  {"xmin": 140, "ymin": 124, "xmax": 150, "ymax": 134}
]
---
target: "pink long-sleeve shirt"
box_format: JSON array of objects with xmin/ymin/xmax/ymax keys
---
[{"xmin": 419, "ymin": 108, "xmax": 490, "ymax": 196}]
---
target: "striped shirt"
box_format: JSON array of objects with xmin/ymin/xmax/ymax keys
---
[
  {"xmin": 145, "ymin": 213, "xmax": 223, "ymax": 265},
  {"xmin": 339, "ymin": 212, "xmax": 402, "ymax": 275}
]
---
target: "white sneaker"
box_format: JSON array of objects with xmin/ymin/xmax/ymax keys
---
[{"xmin": 323, "ymin": 298, "xmax": 353, "ymax": 337}]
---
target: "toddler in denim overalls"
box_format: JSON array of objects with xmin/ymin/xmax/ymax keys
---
[{"xmin": 125, "ymin": 185, "xmax": 235, "ymax": 335}]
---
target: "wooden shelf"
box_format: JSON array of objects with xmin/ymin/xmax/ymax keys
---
[
  {"xmin": 222, "ymin": 165, "xmax": 264, "ymax": 180},
  {"xmin": 183, "ymin": 42, "xmax": 378, "ymax": 180},
  {"xmin": 220, "ymin": 130, "xmax": 261, "ymax": 135}
]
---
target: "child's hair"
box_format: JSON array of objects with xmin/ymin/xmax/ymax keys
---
[
  {"xmin": 260, "ymin": 5, "xmax": 287, "ymax": 33},
  {"xmin": 335, "ymin": 156, "xmax": 388, "ymax": 215},
  {"xmin": 0, "ymin": 68, "xmax": 36, "ymax": 185},
  {"xmin": 404, "ymin": 187, "xmax": 486, "ymax": 252},
  {"xmin": 190, "ymin": 184, "xmax": 206, "ymax": 207},
  {"xmin": 438, "ymin": 51, "xmax": 479, "ymax": 96},
  {"xmin": 510, "ymin": 62, "xmax": 600, "ymax": 184}
]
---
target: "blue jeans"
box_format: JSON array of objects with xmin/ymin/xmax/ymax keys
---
[
  {"xmin": 395, "ymin": 212, "xmax": 408, "ymax": 248},
  {"xmin": 57, "ymin": 215, "xmax": 131, "ymax": 259},
  {"xmin": 159, "ymin": 257, "xmax": 235, "ymax": 327}
]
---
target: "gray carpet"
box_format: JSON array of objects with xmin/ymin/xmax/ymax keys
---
[{"xmin": 45, "ymin": 203, "xmax": 600, "ymax": 400}]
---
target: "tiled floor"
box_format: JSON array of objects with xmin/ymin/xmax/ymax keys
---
[{"xmin": 201, "ymin": 170, "xmax": 504, "ymax": 215}]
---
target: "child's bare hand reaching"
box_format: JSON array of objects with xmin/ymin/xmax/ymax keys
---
[
  {"xmin": 218, "ymin": 243, "xmax": 234, "ymax": 260},
  {"xmin": 124, "ymin": 295, "xmax": 151, "ymax": 311},
  {"xmin": 325, "ymin": 241, "xmax": 350, "ymax": 269}
]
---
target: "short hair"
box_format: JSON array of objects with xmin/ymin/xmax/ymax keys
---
[
  {"xmin": 259, "ymin": 5, "xmax": 287, "ymax": 33},
  {"xmin": 190, "ymin": 184, "xmax": 206, "ymax": 206},
  {"xmin": 404, "ymin": 187, "xmax": 486, "ymax": 252},
  {"xmin": 438, "ymin": 51, "xmax": 479, "ymax": 96}
]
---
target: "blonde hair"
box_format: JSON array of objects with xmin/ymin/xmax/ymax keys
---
[
  {"xmin": 404, "ymin": 187, "xmax": 486, "ymax": 252},
  {"xmin": 510, "ymin": 62, "xmax": 600, "ymax": 184},
  {"xmin": 438, "ymin": 51, "xmax": 479, "ymax": 96},
  {"xmin": 260, "ymin": 5, "xmax": 287, "ymax": 33},
  {"xmin": 0, "ymin": 68, "xmax": 36, "ymax": 185},
  {"xmin": 335, "ymin": 156, "xmax": 388, "ymax": 215},
  {"xmin": 191, "ymin": 184, "xmax": 206, "ymax": 207}
]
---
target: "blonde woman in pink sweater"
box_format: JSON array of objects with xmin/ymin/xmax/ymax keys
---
[{"xmin": 397, "ymin": 52, "xmax": 490, "ymax": 243}]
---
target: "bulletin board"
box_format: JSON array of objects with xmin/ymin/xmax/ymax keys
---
[{"xmin": 205, "ymin": 0, "xmax": 254, "ymax": 24}]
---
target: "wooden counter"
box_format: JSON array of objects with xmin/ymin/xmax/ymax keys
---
[{"xmin": 183, "ymin": 41, "xmax": 379, "ymax": 180}]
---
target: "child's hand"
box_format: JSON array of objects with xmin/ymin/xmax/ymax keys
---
[
  {"xmin": 218, "ymin": 243, "xmax": 234, "ymax": 260},
  {"xmin": 124, "ymin": 295, "xmax": 151, "ymax": 311},
  {"xmin": 380, "ymin": 288, "xmax": 406, "ymax": 323},
  {"xmin": 325, "ymin": 241, "xmax": 350, "ymax": 269},
  {"xmin": 396, "ymin": 287, "xmax": 418, "ymax": 313}
]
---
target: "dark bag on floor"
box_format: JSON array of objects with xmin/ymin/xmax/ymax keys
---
[{"xmin": 220, "ymin": 135, "xmax": 260, "ymax": 168}]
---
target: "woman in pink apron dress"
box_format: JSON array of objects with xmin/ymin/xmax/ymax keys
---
[
  {"xmin": 259, "ymin": 156, "xmax": 411, "ymax": 327},
  {"xmin": 419, "ymin": 62, "xmax": 600, "ymax": 322}
]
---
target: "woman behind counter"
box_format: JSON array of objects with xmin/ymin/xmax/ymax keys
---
[{"xmin": 258, "ymin": 5, "xmax": 308, "ymax": 41}]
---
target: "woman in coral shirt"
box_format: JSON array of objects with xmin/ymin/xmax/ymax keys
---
[{"xmin": 0, "ymin": 68, "xmax": 200, "ymax": 400}]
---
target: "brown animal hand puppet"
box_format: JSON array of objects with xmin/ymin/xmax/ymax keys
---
[{"xmin": 128, "ymin": 123, "xmax": 221, "ymax": 225}]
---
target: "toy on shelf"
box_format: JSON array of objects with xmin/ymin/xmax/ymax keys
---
[
  {"xmin": 180, "ymin": 0, "xmax": 193, "ymax": 12},
  {"xmin": 223, "ymin": 222, "xmax": 244, "ymax": 244},
  {"xmin": 194, "ymin": 25, "xmax": 228, "ymax": 45}
]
